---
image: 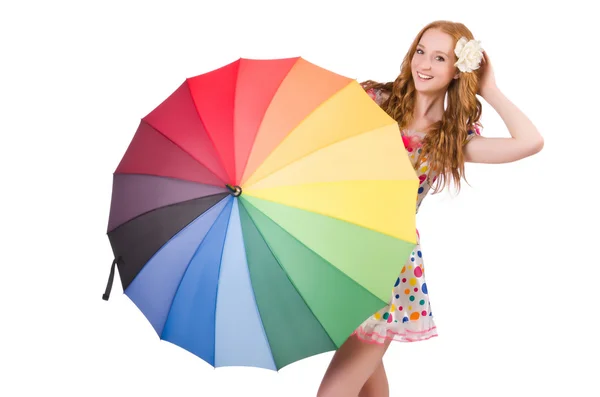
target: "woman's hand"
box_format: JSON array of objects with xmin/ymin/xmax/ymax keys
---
[
  {"xmin": 465, "ymin": 50, "xmax": 544, "ymax": 164},
  {"xmin": 477, "ymin": 51, "xmax": 498, "ymax": 99}
]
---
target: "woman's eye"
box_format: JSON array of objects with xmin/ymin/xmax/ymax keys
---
[
  {"xmin": 416, "ymin": 49, "xmax": 424, "ymax": 54},
  {"xmin": 436, "ymin": 56, "xmax": 445, "ymax": 62}
]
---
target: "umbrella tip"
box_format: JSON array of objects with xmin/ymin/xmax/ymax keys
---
[{"xmin": 225, "ymin": 184, "xmax": 242, "ymax": 197}]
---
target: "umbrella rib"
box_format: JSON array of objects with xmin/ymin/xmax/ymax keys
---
[
  {"xmin": 111, "ymin": 172, "xmax": 228, "ymax": 189},
  {"xmin": 232, "ymin": 202, "xmax": 279, "ymax": 370},
  {"xmin": 245, "ymin": 180, "xmax": 418, "ymax": 242},
  {"xmin": 158, "ymin": 196, "xmax": 232, "ymax": 343},
  {"xmin": 236, "ymin": 57, "xmax": 301, "ymax": 184},
  {"xmin": 142, "ymin": 118, "xmax": 229, "ymax": 186},
  {"xmin": 184, "ymin": 78, "xmax": 234, "ymax": 183},
  {"xmin": 211, "ymin": 200, "xmax": 236, "ymax": 368},
  {"xmin": 230, "ymin": 63, "xmax": 241, "ymax": 182},
  {"xmin": 107, "ymin": 192, "xmax": 230, "ymax": 234}
]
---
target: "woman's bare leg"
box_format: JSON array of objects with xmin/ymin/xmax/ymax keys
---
[
  {"xmin": 317, "ymin": 335, "xmax": 392, "ymax": 397},
  {"xmin": 358, "ymin": 360, "xmax": 389, "ymax": 397}
]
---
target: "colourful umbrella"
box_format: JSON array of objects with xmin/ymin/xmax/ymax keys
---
[{"xmin": 103, "ymin": 57, "xmax": 419, "ymax": 370}]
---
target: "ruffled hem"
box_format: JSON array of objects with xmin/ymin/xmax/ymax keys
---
[{"xmin": 351, "ymin": 319, "xmax": 438, "ymax": 344}]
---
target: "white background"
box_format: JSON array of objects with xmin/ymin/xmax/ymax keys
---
[{"xmin": 2, "ymin": 0, "xmax": 598, "ymax": 396}]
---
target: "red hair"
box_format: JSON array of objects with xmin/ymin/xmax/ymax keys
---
[{"xmin": 362, "ymin": 20, "xmax": 484, "ymax": 193}]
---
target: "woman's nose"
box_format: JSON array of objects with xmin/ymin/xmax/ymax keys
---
[{"xmin": 419, "ymin": 60, "xmax": 432, "ymax": 70}]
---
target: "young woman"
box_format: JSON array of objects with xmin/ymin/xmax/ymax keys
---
[{"xmin": 316, "ymin": 20, "xmax": 544, "ymax": 397}]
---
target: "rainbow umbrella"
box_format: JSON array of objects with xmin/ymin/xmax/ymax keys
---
[{"xmin": 103, "ymin": 57, "xmax": 418, "ymax": 370}]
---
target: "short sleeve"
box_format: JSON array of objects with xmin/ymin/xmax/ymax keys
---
[
  {"xmin": 465, "ymin": 122, "xmax": 483, "ymax": 143},
  {"xmin": 363, "ymin": 86, "xmax": 389, "ymax": 107}
]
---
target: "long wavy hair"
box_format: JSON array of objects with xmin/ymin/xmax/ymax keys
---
[{"xmin": 362, "ymin": 20, "xmax": 483, "ymax": 193}]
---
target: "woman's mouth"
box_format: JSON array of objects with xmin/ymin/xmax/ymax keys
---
[{"xmin": 417, "ymin": 71, "xmax": 433, "ymax": 81}]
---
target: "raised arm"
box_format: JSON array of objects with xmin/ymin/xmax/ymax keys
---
[{"xmin": 464, "ymin": 52, "xmax": 544, "ymax": 164}]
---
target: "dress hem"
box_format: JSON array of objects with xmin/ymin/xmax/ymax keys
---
[{"xmin": 352, "ymin": 324, "xmax": 438, "ymax": 344}]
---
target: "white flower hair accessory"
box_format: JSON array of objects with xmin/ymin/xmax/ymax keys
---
[{"xmin": 454, "ymin": 37, "xmax": 484, "ymax": 73}]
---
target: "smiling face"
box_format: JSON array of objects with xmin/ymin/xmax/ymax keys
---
[{"xmin": 411, "ymin": 28, "xmax": 459, "ymax": 95}]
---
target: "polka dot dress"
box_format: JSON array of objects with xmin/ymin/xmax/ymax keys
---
[{"xmin": 352, "ymin": 87, "xmax": 482, "ymax": 344}]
